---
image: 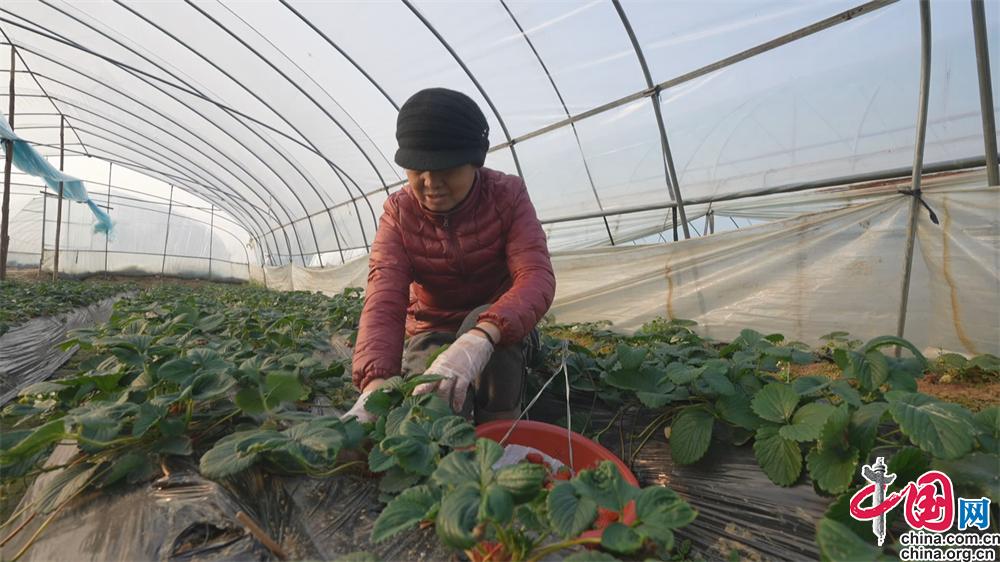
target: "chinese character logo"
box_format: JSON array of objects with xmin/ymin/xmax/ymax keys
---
[
  {"xmin": 851, "ymin": 457, "xmax": 897, "ymax": 546},
  {"xmin": 957, "ymin": 497, "xmax": 990, "ymax": 531},
  {"xmin": 849, "ymin": 454, "xmax": 994, "ymax": 547}
]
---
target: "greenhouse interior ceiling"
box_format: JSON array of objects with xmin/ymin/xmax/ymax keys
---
[{"xmin": 0, "ymin": 0, "xmax": 997, "ymax": 355}]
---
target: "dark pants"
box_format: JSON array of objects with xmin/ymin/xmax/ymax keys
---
[{"xmin": 400, "ymin": 304, "xmax": 535, "ymax": 424}]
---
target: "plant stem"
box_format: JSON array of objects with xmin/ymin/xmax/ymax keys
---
[
  {"xmin": 591, "ymin": 408, "xmax": 624, "ymax": 442},
  {"xmin": 0, "ymin": 513, "xmax": 36, "ymax": 548},
  {"xmin": 525, "ymin": 537, "xmax": 601, "ymax": 562},
  {"xmin": 9, "ymin": 502, "xmax": 68, "ymax": 561},
  {"xmin": 629, "ymin": 412, "xmax": 673, "ymax": 465},
  {"xmin": 307, "ymin": 460, "xmax": 362, "ymax": 478}
]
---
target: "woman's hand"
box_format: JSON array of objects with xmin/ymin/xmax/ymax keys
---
[
  {"xmin": 340, "ymin": 378, "xmax": 389, "ymax": 423},
  {"xmin": 413, "ymin": 329, "xmax": 495, "ymax": 412}
]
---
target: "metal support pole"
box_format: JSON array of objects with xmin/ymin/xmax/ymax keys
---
[
  {"xmin": 971, "ymin": 0, "xmax": 999, "ymax": 186},
  {"xmin": 0, "ymin": 45, "xmax": 13, "ymax": 281},
  {"xmin": 104, "ymin": 162, "xmax": 111, "ymax": 275},
  {"xmin": 161, "ymin": 183, "xmax": 173, "ymax": 276},
  {"xmin": 708, "ymin": 211, "xmax": 715, "ymax": 235},
  {"xmin": 611, "ymin": 0, "xmax": 691, "ymax": 239},
  {"xmin": 52, "ymin": 116, "xmax": 64, "ymax": 281},
  {"xmin": 208, "ymin": 203, "xmax": 214, "ymax": 279},
  {"xmin": 38, "ymin": 165, "xmax": 46, "ymax": 274},
  {"xmin": 896, "ymin": 0, "xmax": 932, "ymax": 350},
  {"xmin": 671, "ymin": 207, "xmax": 678, "ymax": 242}
]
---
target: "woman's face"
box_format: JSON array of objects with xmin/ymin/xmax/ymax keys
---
[{"xmin": 405, "ymin": 164, "xmax": 477, "ymax": 212}]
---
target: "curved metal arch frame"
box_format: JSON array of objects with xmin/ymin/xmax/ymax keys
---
[
  {"xmin": 57, "ymin": 125, "xmax": 279, "ymax": 263},
  {"xmin": 23, "ymin": 137, "xmax": 269, "ymax": 265},
  {"xmin": 20, "ymin": 3, "xmax": 298, "ymax": 226},
  {"xmin": 0, "ymin": 31, "xmax": 88, "ymax": 154},
  {"xmin": 0, "ymin": 21, "xmax": 301, "ymax": 264},
  {"xmin": 611, "ymin": 0, "xmax": 690, "ymax": 240},
  {"xmin": 40, "ymin": 88, "xmax": 285, "ymax": 234},
  {"xmin": 12, "ymin": 4, "xmax": 332, "ymax": 265},
  {"xmin": 9, "ymin": 59, "xmax": 289, "ymax": 263},
  {"xmin": 40, "ymin": 174, "xmax": 255, "ymax": 236},
  {"xmin": 3, "ymin": 12, "xmax": 353, "ymax": 265},
  {"xmin": 184, "ymin": 0, "xmax": 394, "ymax": 197},
  {"xmin": 112, "ymin": 0, "xmax": 377, "ymax": 252},
  {"xmin": 10, "ymin": 181, "xmax": 257, "ymax": 269},
  {"xmin": 218, "ymin": 1, "xmax": 402, "ymax": 186},
  {"xmin": 60, "ymin": 110, "xmax": 274, "ymax": 220},
  {"xmin": 13, "ymin": 0, "xmax": 912, "ymax": 259},
  {"xmin": 278, "ymin": 0, "xmax": 400, "ymax": 113},
  {"xmin": 262, "ymin": 1, "xmax": 900, "ymax": 242},
  {"xmin": 22, "ymin": 69, "xmax": 300, "ymax": 264},
  {"xmin": 0, "ymin": 9, "xmax": 383, "ymax": 188},
  {"xmin": 498, "ymin": 0, "xmax": 614, "ymax": 246},
  {"xmin": 60, "ymin": 116, "xmax": 281, "ymax": 246},
  {"xmin": 400, "ymin": 0, "xmax": 524, "ymax": 179},
  {"xmin": 0, "ymin": 84, "xmax": 277, "ymax": 246}
]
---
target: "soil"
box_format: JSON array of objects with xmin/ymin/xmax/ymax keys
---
[
  {"xmin": 5, "ymin": 267, "xmax": 244, "ymax": 288},
  {"xmin": 545, "ymin": 327, "xmax": 998, "ymax": 412},
  {"xmin": 786, "ymin": 362, "xmax": 998, "ymax": 412}
]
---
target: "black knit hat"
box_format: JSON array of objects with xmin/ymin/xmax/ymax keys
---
[{"xmin": 395, "ymin": 88, "xmax": 489, "ymax": 171}]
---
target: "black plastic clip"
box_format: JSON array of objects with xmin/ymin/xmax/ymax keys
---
[{"xmin": 897, "ymin": 189, "xmax": 939, "ymax": 225}]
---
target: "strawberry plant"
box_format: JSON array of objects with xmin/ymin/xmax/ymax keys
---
[
  {"xmin": 0, "ymin": 284, "xmax": 366, "ymax": 555},
  {"xmin": 1, "ymin": 281, "xmax": 992, "ymax": 562},
  {"xmin": 364, "ymin": 378, "xmax": 476, "ymax": 499},
  {"xmin": 0, "ymin": 279, "xmax": 132, "ymax": 336},
  {"xmin": 372, "ymin": 440, "xmax": 695, "ymax": 561},
  {"xmin": 538, "ymin": 321, "xmax": 994, "ymax": 560}
]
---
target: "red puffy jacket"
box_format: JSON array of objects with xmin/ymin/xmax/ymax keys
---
[{"xmin": 352, "ymin": 167, "xmax": 555, "ymax": 390}]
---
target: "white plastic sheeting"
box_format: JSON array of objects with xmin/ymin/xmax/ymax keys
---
[
  {"xmin": 1, "ymin": 0, "xmax": 996, "ymax": 263},
  {"xmin": 258, "ymin": 170, "xmax": 998, "ymax": 357},
  {"xmin": 0, "ymin": 0, "xmax": 996, "ymax": 354},
  {"xmin": 6, "ymin": 163, "xmax": 255, "ymax": 281}
]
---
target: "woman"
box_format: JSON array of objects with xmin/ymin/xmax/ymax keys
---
[{"xmin": 343, "ymin": 87, "xmax": 555, "ymax": 424}]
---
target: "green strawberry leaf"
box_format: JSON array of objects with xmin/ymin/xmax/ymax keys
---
[
  {"xmin": 635, "ymin": 486, "xmax": 696, "ymax": 530},
  {"xmin": 547, "ymin": 481, "xmax": 597, "ymax": 538},
  {"xmin": 479, "ymin": 483, "xmax": 514, "ymax": 524},
  {"xmin": 751, "ymin": 383, "xmax": 799, "ymax": 423},
  {"xmin": 807, "ymin": 445, "xmax": 858, "ymax": 495},
  {"xmin": 793, "ymin": 375, "xmax": 831, "ymax": 396},
  {"xmin": 829, "ymin": 380, "xmax": 861, "ymax": 408},
  {"xmin": 495, "ymin": 462, "xmax": 546, "ymax": 503},
  {"xmin": 669, "ymin": 407, "xmax": 715, "ymax": 465},
  {"xmin": 435, "ymin": 483, "xmax": 480, "ymax": 550},
  {"xmin": 779, "ymin": 402, "xmax": 835, "ymax": 442},
  {"xmin": 716, "ymin": 392, "xmax": 763, "ymax": 431},
  {"xmin": 816, "ymin": 518, "xmax": 884, "ymax": 562},
  {"xmin": 601, "ymin": 522, "xmax": 644, "ymax": 555},
  {"xmin": 753, "ymin": 425, "xmax": 802, "ymax": 486},
  {"xmin": 849, "ymin": 402, "xmax": 889, "ymax": 457},
  {"xmin": 886, "ymin": 391, "xmax": 975, "ymax": 459}
]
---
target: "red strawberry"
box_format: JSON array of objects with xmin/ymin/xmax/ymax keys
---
[
  {"xmin": 594, "ymin": 507, "xmax": 619, "ymax": 530},
  {"xmin": 622, "ymin": 500, "xmax": 638, "ymax": 526},
  {"xmin": 524, "ymin": 452, "xmax": 544, "ymax": 464},
  {"xmin": 552, "ymin": 466, "xmax": 573, "ymax": 480},
  {"xmin": 470, "ymin": 541, "xmax": 508, "ymax": 562}
]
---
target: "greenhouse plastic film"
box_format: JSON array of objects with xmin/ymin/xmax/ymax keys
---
[
  {"xmin": 547, "ymin": 181, "xmax": 998, "ymax": 356},
  {"xmin": 1, "ymin": 444, "xmax": 300, "ymax": 562},
  {"xmin": 261, "ymin": 176, "xmax": 998, "ymax": 356},
  {"xmin": 1, "ymin": 446, "xmax": 454, "ymax": 562},
  {"xmin": 0, "ymin": 294, "xmax": 123, "ymax": 405}
]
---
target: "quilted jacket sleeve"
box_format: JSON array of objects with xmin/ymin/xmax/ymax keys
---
[
  {"xmin": 352, "ymin": 196, "xmax": 413, "ymax": 389},
  {"xmin": 478, "ymin": 181, "xmax": 556, "ymax": 344}
]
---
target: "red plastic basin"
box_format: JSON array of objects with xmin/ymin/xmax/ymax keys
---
[{"xmin": 476, "ymin": 419, "xmax": 639, "ymax": 486}]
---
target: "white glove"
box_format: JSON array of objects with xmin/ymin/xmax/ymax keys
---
[
  {"xmin": 340, "ymin": 388, "xmax": 376, "ymax": 423},
  {"xmin": 412, "ymin": 332, "xmax": 494, "ymax": 412}
]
